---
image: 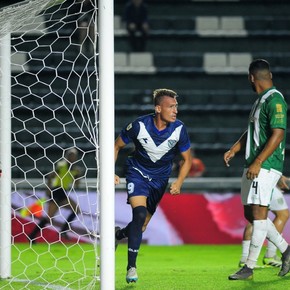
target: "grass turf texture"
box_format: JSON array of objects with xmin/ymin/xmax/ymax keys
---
[{"xmin": 1, "ymin": 244, "xmax": 290, "ymax": 289}]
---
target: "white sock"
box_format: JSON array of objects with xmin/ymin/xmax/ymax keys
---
[
  {"xmin": 265, "ymin": 240, "xmax": 277, "ymax": 258},
  {"xmin": 240, "ymin": 240, "xmax": 251, "ymax": 263},
  {"xmin": 246, "ymin": 220, "xmax": 267, "ymax": 269},
  {"xmin": 266, "ymin": 218, "xmax": 288, "ymax": 254}
]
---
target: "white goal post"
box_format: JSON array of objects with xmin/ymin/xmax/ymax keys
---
[
  {"xmin": 0, "ymin": 0, "xmax": 115, "ymax": 289},
  {"xmin": 98, "ymin": 0, "xmax": 115, "ymax": 289},
  {"xmin": 0, "ymin": 31, "xmax": 12, "ymax": 281}
]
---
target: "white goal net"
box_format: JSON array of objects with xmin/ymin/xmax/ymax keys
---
[{"xmin": 0, "ymin": 0, "xmax": 101, "ymax": 288}]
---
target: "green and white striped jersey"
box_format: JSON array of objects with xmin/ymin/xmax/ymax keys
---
[{"xmin": 245, "ymin": 86, "xmax": 287, "ymax": 173}]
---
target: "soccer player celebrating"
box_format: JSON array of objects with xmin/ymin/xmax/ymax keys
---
[
  {"xmin": 114, "ymin": 88, "xmax": 192, "ymax": 283},
  {"xmin": 224, "ymin": 59, "xmax": 290, "ymax": 280}
]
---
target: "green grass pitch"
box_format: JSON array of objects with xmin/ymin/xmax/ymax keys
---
[{"xmin": 0, "ymin": 244, "xmax": 289, "ymax": 289}]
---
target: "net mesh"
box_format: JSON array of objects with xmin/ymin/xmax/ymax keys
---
[{"xmin": 0, "ymin": 0, "xmax": 100, "ymax": 288}]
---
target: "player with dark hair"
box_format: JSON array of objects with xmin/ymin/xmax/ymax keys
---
[
  {"xmin": 114, "ymin": 88, "xmax": 192, "ymax": 283},
  {"xmin": 28, "ymin": 148, "xmax": 82, "ymax": 243},
  {"xmin": 224, "ymin": 59, "xmax": 290, "ymax": 280}
]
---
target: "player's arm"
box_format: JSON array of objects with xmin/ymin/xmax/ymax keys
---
[
  {"xmin": 170, "ymin": 148, "xmax": 192, "ymax": 195},
  {"xmin": 224, "ymin": 130, "xmax": 247, "ymax": 167},
  {"xmin": 114, "ymin": 135, "xmax": 127, "ymax": 185},
  {"xmin": 246, "ymin": 128, "xmax": 285, "ymax": 180}
]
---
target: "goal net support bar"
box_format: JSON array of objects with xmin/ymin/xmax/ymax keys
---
[
  {"xmin": 0, "ymin": 32, "xmax": 12, "ymax": 279},
  {"xmin": 99, "ymin": 0, "xmax": 115, "ymax": 289}
]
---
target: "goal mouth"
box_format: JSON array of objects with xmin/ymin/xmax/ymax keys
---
[{"xmin": 1, "ymin": 0, "xmax": 100, "ymax": 288}]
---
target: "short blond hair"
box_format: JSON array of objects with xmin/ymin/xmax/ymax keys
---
[{"xmin": 153, "ymin": 88, "xmax": 178, "ymax": 106}]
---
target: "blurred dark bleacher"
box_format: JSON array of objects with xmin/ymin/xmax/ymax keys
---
[
  {"xmin": 9, "ymin": 0, "xmax": 290, "ymax": 178},
  {"xmin": 114, "ymin": 0, "xmax": 290, "ymax": 177}
]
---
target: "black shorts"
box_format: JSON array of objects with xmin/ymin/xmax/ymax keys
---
[{"xmin": 126, "ymin": 168, "xmax": 168, "ymax": 215}]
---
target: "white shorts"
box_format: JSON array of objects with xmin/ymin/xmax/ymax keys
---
[
  {"xmin": 241, "ymin": 168, "xmax": 281, "ymax": 206},
  {"xmin": 269, "ymin": 186, "xmax": 288, "ymax": 211}
]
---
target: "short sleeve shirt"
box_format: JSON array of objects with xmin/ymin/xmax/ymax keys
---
[
  {"xmin": 120, "ymin": 113, "xmax": 191, "ymax": 179},
  {"xmin": 245, "ymin": 87, "xmax": 287, "ymax": 173}
]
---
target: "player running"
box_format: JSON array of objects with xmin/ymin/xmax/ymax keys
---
[{"xmin": 114, "ymin": 88, "xmax": 192, "ymax": 283}]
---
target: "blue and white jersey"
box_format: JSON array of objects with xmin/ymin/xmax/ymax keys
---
[{"xmin": 120, "ymin": 113, "xmax": 191, "ymax": 179}]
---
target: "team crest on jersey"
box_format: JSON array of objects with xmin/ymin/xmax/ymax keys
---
[
  {"xmin": 276, "ymin": 104, "xmax": 282, "ymax": 113},
  {"xmin": 126, "ymin": 123, "xmax": 132, "ymax": 131},
  {"xmin": 168, "ymin": 139, "xmax": 177, "ymax": 148}
]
